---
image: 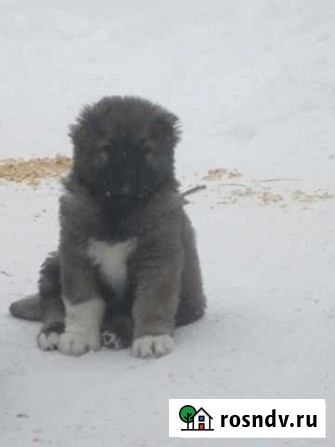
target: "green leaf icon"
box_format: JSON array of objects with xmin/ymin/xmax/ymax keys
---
[{"xmin": 179, "ymin": 405, "xmax": 196, "ymax": 429}]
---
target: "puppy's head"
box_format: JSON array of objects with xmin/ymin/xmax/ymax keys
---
[{"xmin": 69, "ymin": 96, "xmax": 180, "ymax": 202}]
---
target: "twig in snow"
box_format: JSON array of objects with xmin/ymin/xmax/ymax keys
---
[
  {"xmin": 259, "ymin": 178, "xmax": 302, "ymax": 183},
  {"xmin": 182, "ymin": 185, "xmax": 207, "ymax": 197}
]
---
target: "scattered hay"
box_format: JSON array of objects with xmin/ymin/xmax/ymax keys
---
[
  {"xmin": 195, "ymin": 169, "xmax": 335, "ymax": 208},
  {"xmin": 292, "ymin": 189, "xmax": 335, "ymax": 203},
  {"xmin": 203, "ymin": 168, "xmax": 241, "ymax": 181},
  {"xmin": 258, "ymin": 191, "xmax": 284, "ymax": 206},
  {"xmin": 0, "ymin": 155, "xmax": 72, "ymax": 186},
  {"xmin": 215, "ymin": 183, "xmax": 334, "ymax": 208}
]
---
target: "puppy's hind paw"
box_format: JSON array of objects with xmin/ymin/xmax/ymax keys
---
[{"xmin": 132, "ymin": 334, "xmax": 174, "ymax": 359}]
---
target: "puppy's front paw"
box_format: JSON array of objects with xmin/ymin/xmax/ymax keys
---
[
  {"xmin": 37, "ymin": 331, "xmax": 60, "ymax": 351},
  {"xmin": 132, "ymin": 334, "xmax": 174, "ymax": 359},
  {"xmin": 37, "ymin": 322, "xmax": 64, "ymax": 351},
  {"xmin": 58, "ymin": 331, "xmax": 101, "ymax": 356}
]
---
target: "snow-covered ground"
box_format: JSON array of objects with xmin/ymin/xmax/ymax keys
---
[{"xmin": 1, "ymin": 1, "xmax": 334, "ymax": 446}]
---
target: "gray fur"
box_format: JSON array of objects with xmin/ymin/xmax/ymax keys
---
[
  {"xmin": 9, "ymin": 294, "xmax": 42, "ymax": 322},
  {"xmin": 9, "ymin": 96, "xmax": 206, "ymax": 357}
]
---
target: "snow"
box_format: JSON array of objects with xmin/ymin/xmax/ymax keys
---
[{"xmin": 0, "ymin": 1, "xmax": 334, "ymax": 446}]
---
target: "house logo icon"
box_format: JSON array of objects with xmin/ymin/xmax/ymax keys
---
[{"xmin": 179, "ymin": 405, "xmax": 214, "ymax": 431}]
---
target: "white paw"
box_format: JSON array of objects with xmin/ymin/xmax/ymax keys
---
[
  {"xmin": 37, "ymin": 332, "xmax": 60, "ymax": 351},
  {"xmin": 102, "ymin": 331, "xmax": 123, "ymax": 350},
  {"xmin": 132, "ymin": 334, "xmax": 174, "ymax": 359},
  {"xmin": 58, "ymin": 331, "xmax": 101, "ymax": 356}
]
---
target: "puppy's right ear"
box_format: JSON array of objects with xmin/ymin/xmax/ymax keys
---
[{"xmin": 68, "ymin": 104, "xmax": 94, "ymax": 144}]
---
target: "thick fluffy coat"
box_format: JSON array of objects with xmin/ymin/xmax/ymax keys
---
[{"xmin": 10, "ymin": 96, "xmax": 206, "ymax": 358}]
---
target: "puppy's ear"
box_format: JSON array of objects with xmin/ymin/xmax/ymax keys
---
[
  {"xmin": 68, "ymin": 123, "xmax": 79, "ymax": 143},
  {"xmin": 68, "ymin": 104, "xmax": 93, "ymax": 144},
  {"xmin": 151, "ymin": 109, "xmax": 181, "ymax": 146}
]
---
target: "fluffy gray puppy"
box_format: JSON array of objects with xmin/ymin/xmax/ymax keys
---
[{"xmin": 10, "ymin": 96, "xmax": 206, "ymax": 358}]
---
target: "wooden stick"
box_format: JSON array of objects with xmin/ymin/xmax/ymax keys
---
[{"xmin": 182, "ymin": 185, "xmax": 207, "ymax": 197}]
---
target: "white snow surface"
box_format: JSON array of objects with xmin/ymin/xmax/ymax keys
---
[{"xmin": 0, "ymin": 1, "xmax": 334, "ymax": 446}]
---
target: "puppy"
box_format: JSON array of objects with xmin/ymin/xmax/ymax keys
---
[{"xmin": 10, "ymin": 96, "xmax": 206, "ymax": 358}]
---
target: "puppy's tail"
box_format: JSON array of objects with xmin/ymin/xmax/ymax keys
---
[{"xmin": 9, "ymin": 294, "xmax": 42, "ymax": 322}]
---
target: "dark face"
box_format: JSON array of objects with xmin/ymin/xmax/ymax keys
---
[{"xmin": 69, "ymin": 96, "xmax": 180, "ymax": 205}]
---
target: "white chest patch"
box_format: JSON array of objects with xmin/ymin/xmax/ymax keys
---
[{"xmin": 87, "ymin": 238, "xmax": 136, "ymax": 298}]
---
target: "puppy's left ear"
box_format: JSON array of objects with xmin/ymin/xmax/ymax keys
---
[{"xmin": 151, "ymin": 109, "xmax": 181, "ymax": 146}]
